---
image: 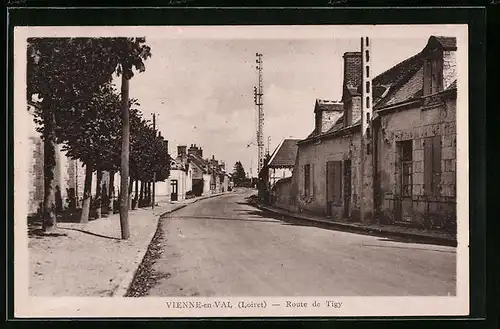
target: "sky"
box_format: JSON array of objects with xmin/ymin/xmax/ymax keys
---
[{"xmin": 108, "ymin": 26, "xmax": 458, "ymax": 176}]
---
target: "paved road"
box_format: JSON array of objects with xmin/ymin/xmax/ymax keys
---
[{"xmin": 147, "ymin": 189, "xmax": 456, "ymax": 297}]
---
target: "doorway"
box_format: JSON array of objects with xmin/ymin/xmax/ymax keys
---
[
  {"xmin": 326, "ymin": 161, "xmax": 335, "ymax": 216},
  {"xmin": 343, "ymin": 159, "xmax": 352, "ymax": 218},
  {"xmin": 397, "ymin": 140, "xmax": 413, "ymax": 222},
  {"xmin": 171, "ymin": 179, "xmax": 178, "ymax": 202}
]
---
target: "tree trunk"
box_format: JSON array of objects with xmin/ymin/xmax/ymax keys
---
[
  {"xmin": 80, "ymin": 163, "xmax": 93, "ymax": 223},
  {"xmin": 133, "ymin": 179, "xmax": 139, "ymax": 210},
  {"xmin": 42, "ymin": 109, "xmax": 57, "ymax": 232},
  {"xmin": 147, "ymin": 181, "xmax": 152, "ymax": 205},
  {"xmin": 128, "ymin": 177, "xmax": 133, "ymax": 210},
  {"xmin": 119, "ymin": 73, "xmax": 131, "ymax": 239},
  {"xmin": 109, "ymin": 171, "xmax": 115, "ymax": 214},
  {"xmin": 139, "ymin": 180, "xmax": 144, "ymax": 207},
  {"xmin": 101, "ymin": 181, "xmax": 108, "ymax": 217},
  {"xmin": 95, "ymin": 169, "xmax": 102, "ymax": 218}
]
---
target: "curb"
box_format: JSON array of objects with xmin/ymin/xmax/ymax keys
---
[
  {"xmin": 113, "ymin": 192, "xmax": 230, "ymax": 297},
  {"xmin": 253, "ymin": 202, "xmax": 457, "ymax": 247}
]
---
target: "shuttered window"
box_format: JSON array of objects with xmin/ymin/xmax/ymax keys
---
[
  {"xmin": 311, "ymin": 164, "xmax": 315, "ymax": 197},
  {"xmin": 334, "ymin": 161, "xmax": 342, "ymax": 204},
  {"xmin": 424, "ymin": 136, "xmax": 442, "ymax": 196},
  {"xmin": 304, "ymin": 164, "xmax": 310, "ymax": 197},
  {"xmin": 327, "ymin": 161, "xmax": 343, "ymax": 204},
  {"xmin": 424, "ymin": 57, "xmax": 443, "ymax": 96},
  {"xmin": 424, "ymin": 60, "xmax": 432, "ymax": 95}
]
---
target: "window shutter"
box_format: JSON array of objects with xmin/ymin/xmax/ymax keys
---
[
  {"xmin": 335, "ymin": 161, "xmax": 343, "ymax": 204},
  {"xmin": 424, "ymin": 60, "xmax": 432, "ymax": 95},
  {"xmin": 331, "ymin": 163, "xmax": 337, "ymax": 202},
  {"xmin": 436, "ymin": 54, "xmax": 444, "ymax": 92},
  {"xmin": 432, "ymin": 136, "xmax": 442, "ymax": 195},
  {"xmin": 423, "ymin": 138, "xmax": 433, "ymax": 196},
  {"xmin": 311, "ymin": 164, "xmax": 315, "ymax": 197},
  {"xmin": 326, "ymin": 162, "xmax": 332, "ymax": 202}
]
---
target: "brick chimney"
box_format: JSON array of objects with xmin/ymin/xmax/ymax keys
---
[
  {"xmin": 342, "ymin": 52, "xmax": 362, "ymax": 127},
  {"xmin": 177, "ymin": 145, "xmax": 187, "ymax": 157},
  {"xmin": 188, "ymin": 144, "xmax": 198, "ymax": 156},
  {"xmin": 198, "ymin": 147, "xmax": 203, "ymax": 158}
]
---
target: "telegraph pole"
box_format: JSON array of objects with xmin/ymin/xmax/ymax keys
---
[
  {"xmin": 254, "ymin": 53, "xmax": 265, "ymax": 176},
  {"xmin": 151, "ymin": 112, "xmax": 157, "ymax": 209}
]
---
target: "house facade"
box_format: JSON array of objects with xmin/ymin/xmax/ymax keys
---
[
  {"xmin": 273, "ymin": 36, "xmax": 457, "ymax": 231},
  {"xmin": 27, "ymin": 104, "xmax": 123, "ymax": 215}
]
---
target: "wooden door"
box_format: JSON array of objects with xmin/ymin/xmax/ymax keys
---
[
  {"xmin": 343, "ymin": 160, "xmax": 351, "ymax": 218},
  {"xmin": 171, "ymin": 179, "xmax": 178, "ymax": 201}
]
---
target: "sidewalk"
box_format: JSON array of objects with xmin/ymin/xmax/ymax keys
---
[
  {"xmin": 252, "ymin": 202, "xmax": 457, "ymax": 247},
  {"xmin": 28, "ymin": 192, "xmax": 228, "ymax": 297}
]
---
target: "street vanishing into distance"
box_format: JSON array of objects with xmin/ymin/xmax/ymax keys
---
[{"xmin": 142, "ymin": 189, "xmax": 456, "ymax": 297}]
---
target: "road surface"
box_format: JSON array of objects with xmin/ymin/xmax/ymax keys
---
[{"xmin": 146, "ymin": 189, "xmax": 456, "ymax": 297}]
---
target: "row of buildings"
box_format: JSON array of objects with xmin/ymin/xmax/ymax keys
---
[
  {"xmin": 26, "ymin": 112, "xmax": 231, "ymax": 216},
  {"xmin": 155, "ymin": 144, "xmax": 231, "ymax": 203},
  {"xmin": 260, "ymin": 35, "xmax": 457, "ymax": 231}
]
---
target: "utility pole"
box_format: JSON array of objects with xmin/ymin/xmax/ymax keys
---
[
  {"xmin": 151, "ymin": 112, "xmax": 157, "ymax": 209},
  {"xmin": 267, "ymin": 136, "xmax": 271, "ymax": 155},
  {"xmin": 254, "ymin": 53, "xmax": 265, "ymax": 176}
]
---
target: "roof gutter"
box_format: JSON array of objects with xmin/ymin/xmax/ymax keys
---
[
  {"xmin": 374, "ymin": 98, "xmax": 423, "ymax": 115},
  {"xmin": 297, "ymin": 123, "xmax": 361, "ymax": 145}
]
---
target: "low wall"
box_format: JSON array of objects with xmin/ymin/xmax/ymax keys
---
[{"xmin": 270, "ymin": 177, "xmax": 296, "ymax": 212}]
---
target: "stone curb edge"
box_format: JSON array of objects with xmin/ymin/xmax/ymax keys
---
[
  {"xmin": 113, "ymin": 192, "xmax": 230, "ymax": 297},
  {"xmin": 252, "ymin": 202, "xmax": 457, "ymax": 247}
]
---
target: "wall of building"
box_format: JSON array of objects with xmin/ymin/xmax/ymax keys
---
[
  {"xmin": 443, "ymin": 50, "xmax": 457, "ymax": 90},
  {"xmin": 202, "ymin": 173, "xmax": 212, "ymax": 195},
  {"xmin": 376, "ymin": 96, "xmax": 456, "ymax": 230},
  {"xmin": 293, "ymin": 131, "xmax": 362, "ymax": 219}
]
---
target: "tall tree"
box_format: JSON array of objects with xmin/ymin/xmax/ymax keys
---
[
  {"xmin": 28, "ymin": 37, "xmax": 151, "ymax": 235},
  {"xmin": 27, "ymin": 38, "xmax": 123, "ymax": 231},
  {"xmin": 232, "ymin": 161, "xmax": 246, "ymax": 187},
  {"xmin": 115, "ymin": 37, "xmax": 152, "ymax": 240}
]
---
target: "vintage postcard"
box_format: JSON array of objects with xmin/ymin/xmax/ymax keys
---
[{"xmin": 14, "ymin": 24, "xmax": 469, "ymax": 318}]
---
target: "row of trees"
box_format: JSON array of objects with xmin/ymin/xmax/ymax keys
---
[{"xmin": 27, "ymin": 37, "xmax": 166, "ymax": 239}]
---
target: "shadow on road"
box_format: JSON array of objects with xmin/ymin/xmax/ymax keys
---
[
  {"xmin": 57, "ymin": 227, "xmax": 121, "ymax": 241},
  {"xmin": 239, "ymin": 205, "xmax": 456, "ymax": 247},
  {"xmin": 165, "ymin": 214, "xmax": 281, "ymax": 224}
]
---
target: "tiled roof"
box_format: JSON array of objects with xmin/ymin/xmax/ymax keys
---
[
  {"xmin": 268, "ymin": 139, "xmax": 300, "ymax": 168},
  {"xmin": 431, "ymin": 36, "xmax": 457, "ymax": 50},
  {"xmin": 375, "ymin": 66, "xmax": 424, "ymax": 108},
  {"xmin": 188, "ymin": 153, "xmax": 209, "ymax": 173},
  {"xmin": 373, "ymin": 36, "xmax": 457, "ymax": 109},
  {"xmin": 372, "ymin": 52, "xmax": 424, "ymax": 108},
  {"xmin": 315, "ymin": 99, "xmax": 343, "ymax": 113},
  {"xmin": 325, "ymin": 115, "xmax": 346, "ymax": 134}
]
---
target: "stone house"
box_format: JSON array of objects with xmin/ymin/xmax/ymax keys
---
[
  {"xmin": 265, "ymin": 138, "xmax": 301, "ymax": 188},
  {"xmin": 156, "ymin": 145, "xmax": 193, "ymax": 202},
  {"xmin": 26, "ymin": 102, "xmax": 122, "ymax": 216},
  {"xmin": 273, "ymin": 35, "xmax": 457, "ymax": 231}
]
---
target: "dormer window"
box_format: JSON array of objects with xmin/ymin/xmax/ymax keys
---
[{"xmin": 423, "ymin": 52, "xmax": 443, "ymax": 95}]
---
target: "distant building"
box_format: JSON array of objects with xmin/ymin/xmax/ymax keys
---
[
  {"xmin": 158, "ymin": 144, "xmax": 229, "ymax": 201},
  {"xmin": 260, "ymin": 139, "xmax": 300, "ymax": 188}
]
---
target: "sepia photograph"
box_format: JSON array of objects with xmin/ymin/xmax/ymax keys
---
[{"xmin": 13, "ymin": 24, "xmax": 469, "ymax": 317}]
